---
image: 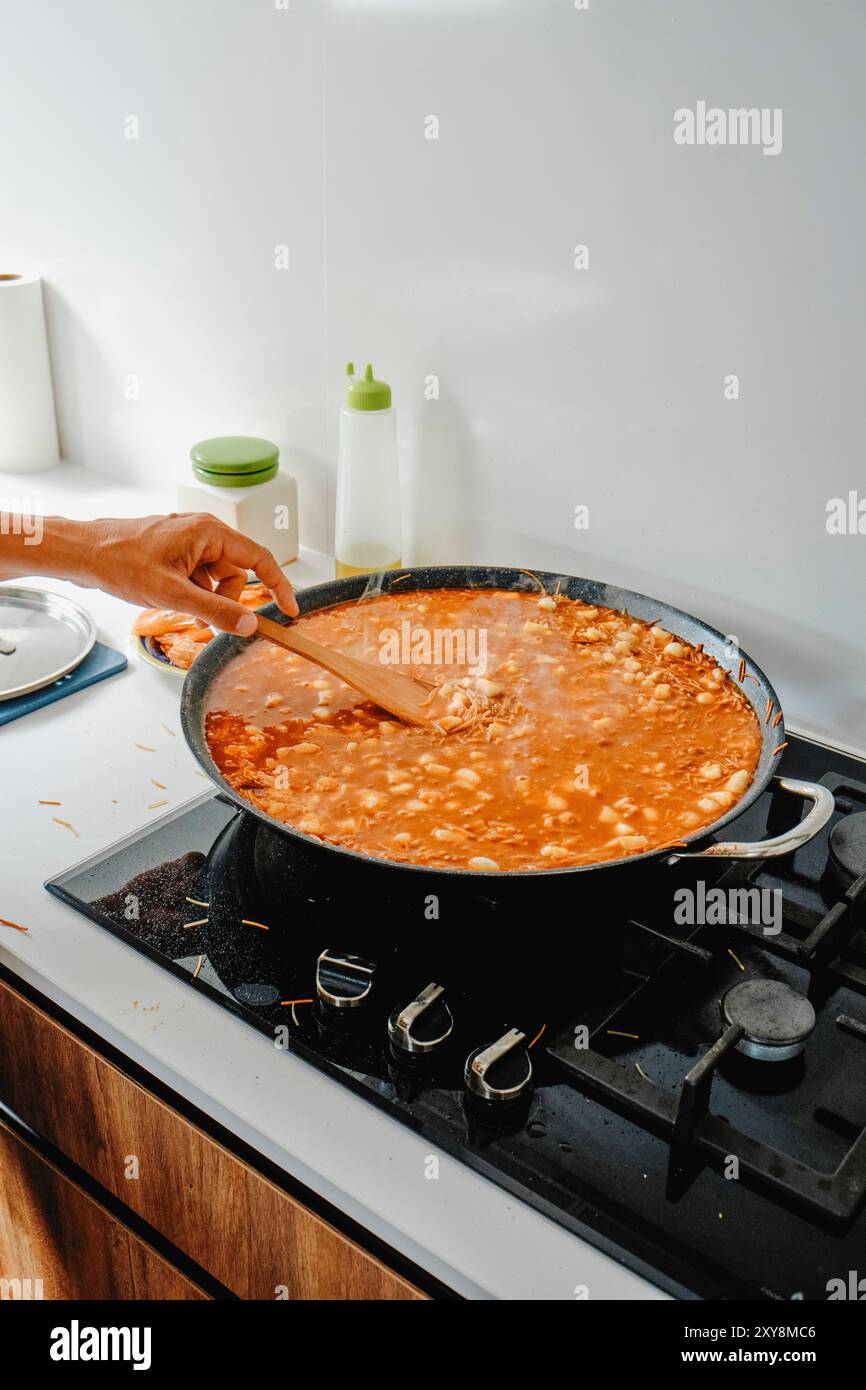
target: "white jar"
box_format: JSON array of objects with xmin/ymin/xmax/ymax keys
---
[
  {"xmin": 335, "ymin": 364, "xmax": 401, "ymax": 578},
  {"xmin": 176, "ymin": 436, "xmax": 298, "ymax": 564}
]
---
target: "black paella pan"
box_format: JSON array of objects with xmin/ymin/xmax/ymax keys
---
[{"xmin": 180, "ymin": 565, "xmax": 833, "ymax": 889}]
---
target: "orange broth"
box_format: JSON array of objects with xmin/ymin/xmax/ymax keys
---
[{"xmin": 204, "ymin": 588, "xmax": 763, "ymax": 872}]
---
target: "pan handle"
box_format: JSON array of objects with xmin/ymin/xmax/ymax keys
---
[{"xmin": 667, "ymin": 778, "xmax": 834, "ymax": 864}]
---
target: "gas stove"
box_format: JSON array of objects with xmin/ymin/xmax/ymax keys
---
[{"xmin": 46, "ymin": 731, "xmax": 866, "ymax": 1300}]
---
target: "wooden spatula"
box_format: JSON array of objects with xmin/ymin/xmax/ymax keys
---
[{"xmin": 255, "ymin": 614, "xmax": 438, "ymax": 728}]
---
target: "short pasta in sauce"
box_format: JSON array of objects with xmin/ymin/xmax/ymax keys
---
[{"xmin": 205, "ymin": 588, "xmax": 763, "ymax": 872}]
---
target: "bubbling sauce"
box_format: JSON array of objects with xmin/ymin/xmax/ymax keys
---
[{"xmin": 204, "ymin": 588, "xmax": 763, "ymax": 872}]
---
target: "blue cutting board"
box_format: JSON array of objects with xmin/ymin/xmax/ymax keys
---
[{"xmin": 0, "ymin": 641, "xmax": 128, "ymax": 727}]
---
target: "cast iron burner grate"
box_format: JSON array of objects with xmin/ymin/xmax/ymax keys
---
[
  {"xmin": 45, "ymin": 734, "xmax": 866, "ymax": 1300},
  {"xmin": 549, "ymin": 772, "xmax": 866, "ymax": 1226}
]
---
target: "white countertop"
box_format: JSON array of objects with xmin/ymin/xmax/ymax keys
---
[{"xmin": 0, "ymin": 465, "xmax": 665, "ymax": 1301}]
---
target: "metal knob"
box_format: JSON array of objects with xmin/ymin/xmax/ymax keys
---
[
  {"xmin": 388, "ymin": 982, "xmax": 453, "ymax": 1058},
  {"xmin": 464, "ymin": 1028, "xmax": 532, "ymax": 1103},
  {"xmin": 316, "ymin": 949, "xmax": 376, "ymax": 1011}
]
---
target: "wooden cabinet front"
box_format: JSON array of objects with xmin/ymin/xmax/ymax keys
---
[
  {"xmin": 0, "ymin": 1117, "xmax": 206, "ymax": 1300},
  {"xmin": 0, "ymin": 976, "xmax": 426, "ymax": 1300}
]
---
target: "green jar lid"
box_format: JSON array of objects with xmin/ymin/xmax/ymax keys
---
[
  {"xmin": 345, "ymin": 362, "xmax": 391, "ymax": 411},
  {"xmin": 190, "ymin": 436, "xmax": 279, "ymax": 487}
]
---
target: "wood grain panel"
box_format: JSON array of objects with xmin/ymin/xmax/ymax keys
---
[
  {"xmin": 0, "ymin": 977, "xmax": 425, "ymax": 1300},
  {"xmin": 0, "ymin": 1117, "xmax": 206, "ymax": 1299}
]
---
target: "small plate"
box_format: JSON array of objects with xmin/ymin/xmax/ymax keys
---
[
  {"xmin": 132, "ymin": 633, "xmax": 189, "ymax": 678},
  {"xmin": 130, "ymin": 576, "xmax": 268, "ymax": 677},
  {"xmin": 0, "ymin": 585, "xmax": 97, "ymax": 701}
]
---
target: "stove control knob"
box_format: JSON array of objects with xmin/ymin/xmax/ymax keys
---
[
  {"xmin": 464, "ymin": 1028, "xmax": 532, "ymax": 1104},
  {"xmin": 388, "ymin": 982, "xmax": 453, "ymax": 1058},
  {"xmin": 316, "ymin": 949, "xmax": 376, "ymax": 1011}
]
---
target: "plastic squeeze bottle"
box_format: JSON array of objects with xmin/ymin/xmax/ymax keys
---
[{"xmin": 335, "ymin": 363, "xmax": 401, "ymax": 578}]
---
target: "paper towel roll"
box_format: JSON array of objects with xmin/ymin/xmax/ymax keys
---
[{"xmin": 0, "ymin": 272, "xmax": 60, "ymax": 474}]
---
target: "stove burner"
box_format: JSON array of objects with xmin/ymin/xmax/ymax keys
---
[
  {"xmin": 722, "ymin": 978, "xmax": 816, "ymax": 1062},
  {"xmin": 829, "ymin": 811, "xmax": 866, "ymax": 890}
]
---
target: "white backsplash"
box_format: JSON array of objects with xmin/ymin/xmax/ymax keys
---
[
  {"xmin": 1, "ymin": 0, "xmax": 864, "ymax": 746},
  {"xmin": 0, "ymin": 0, "xmax": 327, "ymax": 548}
]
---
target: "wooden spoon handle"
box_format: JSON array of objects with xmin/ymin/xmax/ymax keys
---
[
  {"xmin": 256, "ymin": 614, "xmax": 362, "ymax": 686},
  {"xmin": 254, "ymin": 613, "xmax": 435, "ymax": 727}
]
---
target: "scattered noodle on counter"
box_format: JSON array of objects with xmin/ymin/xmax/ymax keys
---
[{"xmin": 51, "ymin": 817, "xmax": 79, "ymax": 837}]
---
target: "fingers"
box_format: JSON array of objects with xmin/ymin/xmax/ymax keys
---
[
  {"xmin": 190, "ymin": 560, "xmax": 247, "ymax": 607},
  {"xmin": 214, "ymin": 572, "xmax": 248, "ymax": 605},
  {"xmin": 193, "ymin": 556, "xmax": 247, "ymax": 587},
  {"xmin": 174, "ymin": 578, "xmax": 258, "ymax": 635},
  {"xmin": 174, "ymin": 515, "xmax": 299, "ymax": 627},
  {"xmin": 187, "ymin": 563, "xmax": 242, "ymax": 629},
  {"xmin": 217, "ymin": 532, "xmax": 299, "ymax": 617}
]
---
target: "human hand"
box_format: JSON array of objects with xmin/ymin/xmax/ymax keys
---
[{"xmin": 75, "ymin": 513, "xmax": 298, "ymax": 633}]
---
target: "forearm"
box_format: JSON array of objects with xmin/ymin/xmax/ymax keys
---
[
  {"xmin": 0, "ymin": 510, "xmax": 296, "ymax": 630},
  {"xmin": 0, "ymin": 516, "xmax": 100, "ymax": 587}
]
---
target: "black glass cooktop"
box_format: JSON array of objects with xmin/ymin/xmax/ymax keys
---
[{"xmin": 46, "ymin": 733, "xmax": 866, "ymax": 1300}]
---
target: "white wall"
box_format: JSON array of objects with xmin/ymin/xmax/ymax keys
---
[
  {"xmin": 2, "ymin": 1, "xmax": 864, "ymax": 747},
  {"xmin": 0, "ymin": 0, "xmax": 327, "ymax": 544}
]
